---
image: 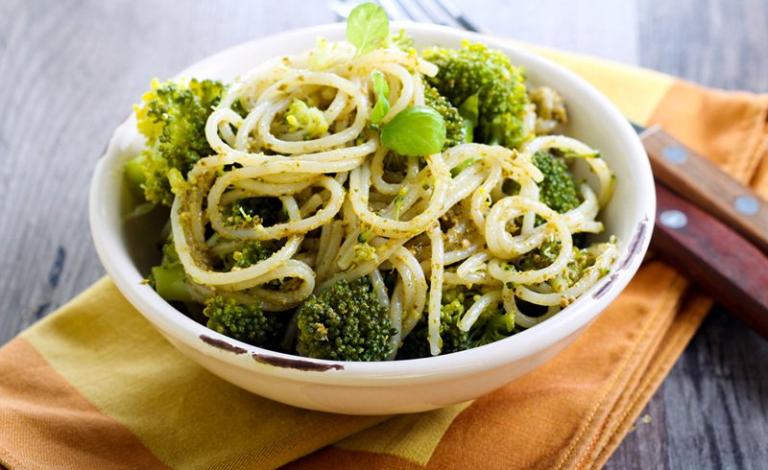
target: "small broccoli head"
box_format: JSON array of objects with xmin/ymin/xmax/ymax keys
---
[
  {"xmin": 220, "ymin": 241, "xmax": 278, "ymax": 271},
  {"xmin": 296, "ymin": 277, "xmax": 394, "ymax": 361},
  {"xmin": 472, "ymin": 306, "xmax": 514, "ymax": 348},
  {"xmin": 283, "ymin": 98, "xmax": 329, "ymax": 140},
  {"xmin": 203, "ymin": 296, "xmax": 285, "ymax": 348},
  {"xmin": 515, "ymin": 236, "xmax": 561, "ymax": 272},
  {"xmin": 399, "ymin": 287, "xmax": 470, "ymax": 359},
  {"xmin": 533, "ymin": 150, "xmax": 582, "ymax": 213},
  {"xmin": 223, "ymin": 197, "xmax": 287, "ymax": 229},
  {"xmin": 126, "ymin": 79, "xmax": 224, "ymax": 206},
  {"xmin": 423, "ymin": 42, "xmax": 531, "ymax": 149},
  {"xmin": 515, "ymin": 238, "xmax": 597, "ymax": 292},
  {"xmin": 398, "ymin": 287, "xmax": 512, "ymax": 359},
  {"xmin": 389, "ymin": 29, "xmax": 415, "ymax": 51},
  {"xmin": 423, "ymin": 83, "xmax": 465, "ymax": 149}
]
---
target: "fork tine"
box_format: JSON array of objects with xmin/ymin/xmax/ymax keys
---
[
  {"xmin": 378, "ymin": 0, "xmax": 411, "ymax": 21},
  {"xmin": 329, "ymin": 0, "xmax": 482, "ymax": 33},
  {"xmin": 329, "ymin": 0, "xmax": 356, "ymax": 19},
  {"xmin": 431, "ymin": 0, "xmax": 483, "ymax": 32},
  {"xmin": 390, "ymin": 0, "xmax": 423, "ymax": 21},
  {"xmin": 405, "ymin": 0, "xmax": 454, "ymax": 26},
  {"xmin": 329, "ymin": 0, "xmax": 409, "ymax": 21}
]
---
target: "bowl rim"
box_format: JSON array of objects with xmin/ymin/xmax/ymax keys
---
[{"xmin": 90, "ymin": 21, "xmax": 655, "ymax": 384}]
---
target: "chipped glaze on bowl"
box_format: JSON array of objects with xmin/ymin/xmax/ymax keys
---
[{"xmin": 89, "ymin": 22, "xmax": 654, "ymax": 415}]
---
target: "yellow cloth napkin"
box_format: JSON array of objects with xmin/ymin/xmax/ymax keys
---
[{"xmin": 2, "ymin": 47, "xmax": 767, "ymax": 470}]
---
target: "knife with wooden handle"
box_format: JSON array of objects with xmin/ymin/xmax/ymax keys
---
[
  {"xmin": 636, "ymin": 126, "xmax": 768, "ymax": 337},
  {"xmin": 639, "ymin": 125, "xmax": 768, "ymax": 252},
  {"xmin": 652, "ymin": 183, "xmax": 768, "ymax": 337}
]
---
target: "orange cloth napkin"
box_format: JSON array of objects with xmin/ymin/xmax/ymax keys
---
[{"xmin": 1, "ymin": 51, "xmax": 767, "ymax": 470}]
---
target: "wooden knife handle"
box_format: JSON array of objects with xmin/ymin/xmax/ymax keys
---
[
  {"xmin": 653, "ymin": 183, "xmax": 768, "ymax": 337},
  {"xmin": 642, "ymin": 126, "xmax": 768, "ymax": 253}
]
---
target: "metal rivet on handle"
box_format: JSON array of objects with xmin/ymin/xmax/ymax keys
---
[
  {"xmin": 662, "ymin": 146, "xmax": 687, "ymax": 164},
  {"xmin": 734, "ymin": 195, "xmax": 759, "ymax": 216},
  {"xmin": 660, "ymin": 210, "xmax": 688, "ymax": 229}
]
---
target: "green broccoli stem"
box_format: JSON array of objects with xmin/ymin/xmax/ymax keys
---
[
  {"xmin": 124, "ymin": 153, "xmax": 148, "ymax": 195},
  {"xmin": 151, "ymin": 264, "xmax": 194, "ymax": 302},
  {"xmin": 149, "ymin": 238, "xmax": 197, "ymax": 303}
]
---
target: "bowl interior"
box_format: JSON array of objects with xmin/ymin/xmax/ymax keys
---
[{"xmin": 91, "ymin": 23, "xmax": 654, "ymax": 380}]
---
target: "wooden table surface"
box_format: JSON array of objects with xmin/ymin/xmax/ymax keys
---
[{"xmin": 1, "ymin": 1, "xmax": 766, "ymax": 468}]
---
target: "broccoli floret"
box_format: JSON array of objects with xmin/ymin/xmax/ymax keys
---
[
  {"xmin": 125, "ymin": 79, "xmax": 224, "ymax": 206},
  {"xmin": 220, "ymin": 241, "xmax": 277, "ymax": 271},
  {"xmin": 215, "ymin": 199, "xmax": 283, "ymax": 273},
  {"xmin": 514, "ymin": 237, "xmax": 597, "ymax": 290},
  {"xmin": 284, "ymin": 98, "xmax": 329, "ymax": 139},
  {"xmin": 295, "ymin": 277, "xmax": 394, "ymax": 361},
  {"xmin": 533, "ymin": 151, "xmax": 582, "ymax": 213},
  {"xmin": 223, "ymin": 197, "xmax": 286, "ymax": 229},
  {"xmin": 149, "ymin": 238, "xmax": 197, "ymax": 302},
  {"xmin": 515, "ymin": 236, "xmax": 561, "ymax": 272},
  {"xmin": 423, "ymin": 42, "xmax": 531, "ymax": 148},
  {"xmin": 472, "ymin": 311, "xmax": 512, "ymax": 347},
  {"xmin": 352, "ymin": 242, "xmax": 378, "ymax": 264},
  {"xmin": 423, "ymin": 83, "xmax": 465, "ymax": 148},
  {"xmin": 554, "ymin": 246, "xmax": 597, "ymax": 289},
  {"xmin": 389, "ymin": 29, "xmax": 414, "ymax": 51},
  {"xmin": 399, "ymin": 288, "xmax": 469, "ymax": 358},
  {"xmin": 203, "ymin": 296, "xmax": 285, "ymax": 348},
  {"xmin": 398, "ymin": 287, "xmax": 511, "ymax": 359}
]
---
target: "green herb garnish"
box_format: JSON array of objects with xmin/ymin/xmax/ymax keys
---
[
  {"xmin": 381, "ymin": 106, "xmax": 446, "ymax": 157},
  {"xmin": 346, "ymin": 2, "xmax": 390, "ymax": 55},
  {"xmin": 370, "ymin": 70, "xmax": 390, "ymax": 125}
]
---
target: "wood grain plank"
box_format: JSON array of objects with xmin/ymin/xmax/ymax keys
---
[
  {"xmin": 608, "ymin": 0, "xmax": 768, "ymax": 468},
  {"xmin": 638, "ymin": 0, "xmax": 768, "ymax": 92},
  {"xmin": 0, "ymin": 0, "xmax": 336, "ymax": 345}
]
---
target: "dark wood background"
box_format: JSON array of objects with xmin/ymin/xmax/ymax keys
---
[{"xmin": 1, "ymin": 1, "xmax": 766, "ymax": 468}]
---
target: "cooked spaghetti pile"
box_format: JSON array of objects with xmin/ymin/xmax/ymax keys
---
[{"xmin": 125, "ymin": 4, "xmax": 617, "ymax": 361}]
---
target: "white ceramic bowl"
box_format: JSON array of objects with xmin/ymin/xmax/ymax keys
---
[{"xmin": 90, "ymin": 23, "xmax": 654, "ymax": 415}]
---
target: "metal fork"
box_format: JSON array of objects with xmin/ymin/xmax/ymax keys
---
[{"xmin": 329, "ymin": 0, "xmax": 483, "ymax": 32}]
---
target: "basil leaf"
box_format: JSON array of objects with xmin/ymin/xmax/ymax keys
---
[
  {"xmin": 370, "ymin": 70, "xmax": 390, "ymax": 125},
  {"xmin": 381, "ymin": 106, "xmax": 446, "ymax": 157},
  {"xmin": 458, "ymin": 94, "xmax": 479, "ymax": 143},
  {"xmin": 346, "ymin": 2, "xmax": 389, "ymax": 55}
]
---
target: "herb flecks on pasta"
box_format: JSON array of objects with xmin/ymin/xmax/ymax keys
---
[{"xmin": 126, "ymin": 2, "xmax": 617, "ymax": 361}]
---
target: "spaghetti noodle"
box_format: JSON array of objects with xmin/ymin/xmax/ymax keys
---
[{"xmin": 161, "ymin": 37, "xmax": 617, "ymax": 357}]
